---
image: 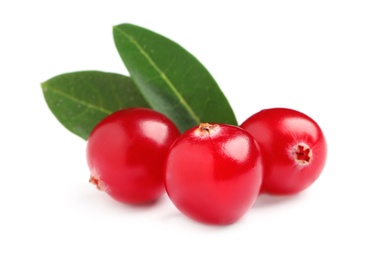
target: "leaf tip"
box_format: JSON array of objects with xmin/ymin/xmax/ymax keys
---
[
  {"xmin": 40, "ymin": 81, "xmax": 48, "ymax": 92},
  {"xmin": 112, "ymin": 23, "xmax": 126, "ymax": 31}
]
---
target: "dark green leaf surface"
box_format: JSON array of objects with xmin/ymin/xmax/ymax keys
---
[
  {"xmin": 41, "ymin": 71, "xmax": 150, "ymax": 140},
  {"xmin": 113, "ymin": 23, "xmax": 237, "ymax": 132}
]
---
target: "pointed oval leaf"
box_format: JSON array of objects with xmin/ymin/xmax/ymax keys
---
[
  {"xmin": 41, "ymin": 71, "xmax": 150, "ymax": 140},
  {"xmin": 113, "ymin": 23, "xmax": 237, "ymax": 132}
]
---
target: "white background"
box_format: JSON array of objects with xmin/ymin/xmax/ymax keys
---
[{"xmin": 1, "ymin": 0, "xmax": 380, "ymax": 259}]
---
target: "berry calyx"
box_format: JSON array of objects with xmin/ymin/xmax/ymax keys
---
[
  {"xmin": 89, "ymin": 176, "xmax": 105, "ymax": 191},
  {"xmin": 292, "ymin": 143, "xmax": 312, "ymax": 166}
]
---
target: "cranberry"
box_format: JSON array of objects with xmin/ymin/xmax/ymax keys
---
[
  {"xmin": 164, "ymin": 123, "xmax": 263, "ymax": 225},
  {"xmin": 86, "ymin": 108, "xmax": 180, "ymax": 204},
  {"xmin": 240, "ymin": 108, "xmax": 327, "ymax": 195}
]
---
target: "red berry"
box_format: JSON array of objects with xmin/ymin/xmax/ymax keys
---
[
  {"xmin": 240, "ymin": 108, "xmax": 327, "ymax": 195},
  {"xmin": 86, "ymin": 108, "xmax": 180, "ymax": 204},
  {"xmin": 164, "ymin": 123, "xmax": 263, "ymax": 225}
]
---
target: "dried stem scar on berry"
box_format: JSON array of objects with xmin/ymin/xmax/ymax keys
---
[
  {"xmin": 194, "ymin": 123, "xmax": 220, "ymax": 137},
  {"xmin": 240, "ymin": 108, "xmax": 327, "ymax": 195},
  {"xmin": 164, "ymin": 123, "xmax": 263, "ymax": 225}
]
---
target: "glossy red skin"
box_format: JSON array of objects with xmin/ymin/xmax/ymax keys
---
[
  {"xmin": 240, "ymin": 108, "xmax": 327, "ymax": 195},
  {"xmin": 86, "ymin": 108, "xmax": 180, "ymax": 204},
  {"xmin": 164, "ymin": 123, "xmax": 263, "ymax": 225}
]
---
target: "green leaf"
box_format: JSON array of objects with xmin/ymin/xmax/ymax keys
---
[
  {"xmin": 41, "ymin": 71, "xmax": 150, "ymax": 140},
  {"xmin": 113, "ymin": 23, "xmax": 237, "ymax": 132}
]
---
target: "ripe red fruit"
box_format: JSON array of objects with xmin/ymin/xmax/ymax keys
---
[
  {"xmin": 86, "ymin": 108, "xmax": 180, "ymax": 204},
  {"xmin": 164, "ymin": 123, "xmax": 263, "ymax": 225},
  {"xmin": 240, "ymin": 108, "xmax": 327, "ymax": 195}
]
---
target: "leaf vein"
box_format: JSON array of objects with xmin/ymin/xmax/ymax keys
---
[{"xmin": 45, "ymin": 86, "xmax": 112, "ymax": 115}]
